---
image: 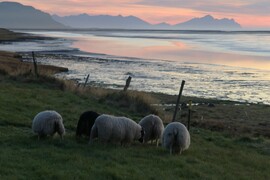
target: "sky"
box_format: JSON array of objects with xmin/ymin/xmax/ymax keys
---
[{"xmin": 2, "ymin": 0, "xmax": 270, "ymax": 28}]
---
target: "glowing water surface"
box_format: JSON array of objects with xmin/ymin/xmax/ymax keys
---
[{"xmin": 1, "ymin": 29, "xmax": 269, "ymax": 104}]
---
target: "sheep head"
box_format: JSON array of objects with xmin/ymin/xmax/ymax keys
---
[{"xmin": 138, "ymin": 127, "xmax": 145, "ymax": 143}]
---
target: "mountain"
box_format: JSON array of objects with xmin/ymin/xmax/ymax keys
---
[
  {"xmin": 53, "ymin": 14, "xmax": 241, "ymax": 30},
  {"xmin": 52, "ymin": 14, "xmax": 151, "ymax": 29},
  {"xmin": 153, "ymin": 22, "xmax": 172, "ymax": 29},
  {"xmin": 0, "ymin": 1, "xmax": 66, "ymax": 29},
  {"xmin": 0, "ymin": 1, "xmax": 241, "ymax": 30},
  {"xmin": 174, "ymin": 15, "xmax": 241, "ymax": 30}
]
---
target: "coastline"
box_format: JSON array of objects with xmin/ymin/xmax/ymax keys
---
[
  {"xmin": 1, "ymin": 28, "xmax": 269, "ymax": 137},
  {"xmin": 1, "ymin": 28, "xmax": 269, "ymax": 106},
  {"xmin": 9, "ymin": 29, "xmax": 270, "ymax": 105},
  {"xmin": 0, "ymin": 28, "xmax": 68, "ymax": 74},
  {"xmin": 0, "ymin": 28, "xmax": 54, "ymax": 42}
]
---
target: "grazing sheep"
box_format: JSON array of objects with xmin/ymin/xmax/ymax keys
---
[
  {"xmin": 89, "ymin": 114, "xmax": 144, "ymax": 145},
  {"xmin": 139, "ymin": 114, "xmax": 164, "ymax": 146},
  {"xmin": 76, "ymin": 111, "xmax": 100, "ymax": 138},
  {"xmin": 32, "ymin": 110, "xmax": 65, "ymax": 139},
  {"xmin": 162, "ymin": 122, "xmax": 190, "ymax": 155}
]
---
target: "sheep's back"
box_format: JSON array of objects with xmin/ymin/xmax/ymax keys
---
[
  {"xmin": 76, "ymin": 111, "xmax": 99, "ymax": 136},
  {"xmin": 139, "ymin": 114, "xmax": 164, "ymax": 141},
  {"xmin": 120, "ymin": 117, "xmax": 141, "ymax": 141},
  {"xmin": 95, "ymin": 114, "xmax": 140, "ymax": 142},
  {"xmin": 163, "ymin": 122, "xmax": 190, "ymax": 150},
  {"xmin": 32, "ymin": 110, "xmax": 62, "ymax": 135}
]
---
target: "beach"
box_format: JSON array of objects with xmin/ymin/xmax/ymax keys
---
[{"xmin": 1, "ymin": 29, "xmax": 269, "ymax": 105}]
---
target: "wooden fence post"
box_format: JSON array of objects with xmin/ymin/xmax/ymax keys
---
[
  {"xmin": 32, "ymin": 51, "xmax": 39, "ymax": 77},
  {"xmin": 188, "ymin": 100, "xmax": 192, "ymax": 130},
  {"xmin": 123, "ymin": 76, "xmax": 132, "ymax": 91},
  {"xmin": 172, "ymin": 80, "xmax": 185, "ymax": 122},
  {"xmin": 83, "ymin": 74, "xmax": 90, "ymax": 87}
]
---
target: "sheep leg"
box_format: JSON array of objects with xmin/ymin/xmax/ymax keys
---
[
  {"xmin": 170, "ymin": 145, "xmax": 173, "ymax": 155},
  {"xmin": 179, "ymin": 148, "xmax": 182, "ymax": 155},
  {"xmin": 156, "ymin": 139, "xmax": 159, "ymax": 147},
  {"xmin": 89, "ymin": 124, "xmax": 98, "ymax": 144}
]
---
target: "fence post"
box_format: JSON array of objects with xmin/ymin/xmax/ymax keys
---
[
  {"xmin": 123, "ymin": 76, "xmax": 132, "ymax": 91},
  {"xmin": 32, "ymin": 51, "xmax": 38, "ymax": 77},
  {"xmin": 172, "ymin": 80, "xmax": 185, "ymax": 122},
  {"xmin": 83, "ymin": 74, "xmax": 90, "ymax": 87},
  {"xmin": 188, "ymin": 100, "xmax": 192, "ymax": 130}
]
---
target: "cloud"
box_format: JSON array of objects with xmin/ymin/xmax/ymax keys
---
[{"xmin": 137, "ymin": 0, "xmax": 270, "ymax": 15}]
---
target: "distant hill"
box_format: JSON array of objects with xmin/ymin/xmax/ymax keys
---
[
  {"xmin": 0, "ymin": 1, "xmax": 241, "ymax": 30},
  {"xmin": 52, "ymin": 14, "xmax": 151, "ymax": 29},
  {"xmin": 0, "ymin": 1, "xmax": 66, "ymax": 29},
  {"xmin": 174, "ymin": 15, "xmax": 241, "ymax": 30},
  {"xmin": 53, "ymin": 14, "xmax": 241, "ymax": 30}
]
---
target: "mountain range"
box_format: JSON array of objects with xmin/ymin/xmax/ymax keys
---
[
  {"xmin": 0, "ymin": 1, "xmax": 241, "ymax": 30},
  {"xmin": 52, "ymin": 14, "xmax": 241, "ymax": 30},
  {"xmin": 0, "ymin": 2, "xmax": 65, "ymax": 29}
]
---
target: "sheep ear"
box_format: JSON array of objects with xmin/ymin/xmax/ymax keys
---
[{"xmin": 141, "ymin": 127, "xmax": 145, "ymax": 137}]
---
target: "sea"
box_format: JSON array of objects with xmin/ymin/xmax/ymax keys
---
[{"xmin": 1, "ymin": 29, "xmax": 270, "ymax": 104}]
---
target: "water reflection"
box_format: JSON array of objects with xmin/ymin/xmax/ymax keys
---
[{"xmin": 72, "ymin": 34, "xmax": 270, "ymax": 71}]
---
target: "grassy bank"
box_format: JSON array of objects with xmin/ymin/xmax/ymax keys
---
[
  {"xmin": 1, "ymin": 29, "xmax": 270, "ymax": 179},
  {"xmin": 0, "ymin": 72, "xmax": 270, "ymax": 179},
  {"xmin": 0, "ymin": 28, "xmax": 66, "ymax": 76},
  {"xmin": 0, "ymin": 28, "xmax": 52, "ymax": 41}
]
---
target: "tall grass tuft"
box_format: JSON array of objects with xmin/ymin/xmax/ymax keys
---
[
  {"xmin": 101, "ymin": 91, "xmax": 160, "ymax": 117},
  {"xmin": 0, "ymin": 51, "xmax": 164, "ymax": 119}
]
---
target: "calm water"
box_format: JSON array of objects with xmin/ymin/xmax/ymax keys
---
[{"xmin": 1, "ymin": 29, "xmax": 270, "ymax": 104}]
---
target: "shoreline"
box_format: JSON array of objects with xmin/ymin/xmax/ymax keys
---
[
  {"xmin": 15, "ymin": 28, "xmax": 270, "ymax": 71},
  {"xmin": 1, "ymin": 28, "xmax": 269, "ymax": 105},
  {"xmin": 0, "ymin": 28, "xmax": 54, "ymax": 42},
  {"xmin": 0, "ymin": 28, "xmax": 68, "ymax": 74},
  {"xmin": 0, "ymin": 28, "xmax": 270, "ymax": 137},
  {"xmin": 19, "ymin": 51, "xmax": 270, "ymax": 105}
]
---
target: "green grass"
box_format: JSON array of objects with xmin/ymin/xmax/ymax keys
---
[{"xmin": 0, "ymin": 74, "xmax": 270, "ymax": 179}]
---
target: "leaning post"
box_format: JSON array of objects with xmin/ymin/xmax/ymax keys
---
[
  {"xmin": 83, "ymin": 74, "xmax": 90, "ymax": 88},
  {"xmin": 32, "ymin": 51, "xmax": 39, "ymax": 77},
  {"xmin": 187, "ymin": 100, "xmax": 192, "ymax": 130},
  {"xmin": 172, "ymin": 80, "xmax": 185, "ymax": 122},
  {"xmin": 123, "ymin": 76, "xmax": 132, "ymax": 91}
]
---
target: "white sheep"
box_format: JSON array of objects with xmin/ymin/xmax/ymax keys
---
[
  {"xmin": 89, "ymin": 114, "xmax": 144, "ymax": 145},
  {"xmin": 162, "ymin": 122, "xmax": 190, "ymax": 155},
  {"xmin": 32, "ymin": 110, "xmax": 65, "ymax": 139},
  {"xmin": 139, "ymin": 114, "xmax": 164, "ymax": 146}
]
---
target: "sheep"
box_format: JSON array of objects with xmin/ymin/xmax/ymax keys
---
[
  {"xmin": 139, "ymin": 114, "xmax": 164, "ymax": 146},
  {"xmin": 76, "ymin": 111, "xmax": 100, "ymax": 138},
  {"xmin": 162, "ymin": 122, "xmax": 190, "ymax": 155},
  {"xmin": 89, "ymin": 114, "xmax": 144, "ymax": 145},
  {"xmin": 32, "ymin": 110, "xmax": 65, "ymax": 139}
]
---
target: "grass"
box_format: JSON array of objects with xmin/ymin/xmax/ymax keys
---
[
  {"xmin": 150, "ymin": 92, "xmax": 270, "ymax": 137},
  {"xmin": 1, "ymin": 28, "xmax": 270, "ymax": 179},
  {"xmin": 0, "ymin": 28, "xmax": 22, "ymax": 41},
  {"xmin": 0, "ymin": 28, "xmax": 53, "ymax": 41},
  {"xmin": 0, "ymin": 73, "xmax": 270, "ymax": 179}
]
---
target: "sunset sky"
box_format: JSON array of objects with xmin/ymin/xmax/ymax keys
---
[{"xmin": 2, "ymin": 0, "xmax": 270, "ymax": 28}]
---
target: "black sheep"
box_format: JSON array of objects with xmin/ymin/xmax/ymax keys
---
[{"xmin": 76, "ymin": 111, "xmax": 100, "ymax": 138}]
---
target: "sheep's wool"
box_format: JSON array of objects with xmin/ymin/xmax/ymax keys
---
[
  {"xmin": 139, "ymin": 114, "xmax": 164, "ymax": 145},
  {"xmin": 90, "ymin": 114, "xmax": 142, "ymax": 145},
  {"xmin": 32, "ymin": 110, "xmax": 65, "ymax": 137},
  {"xmin": 162, "ymin": 122, "xmax": 190, "ymax": 154}
]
